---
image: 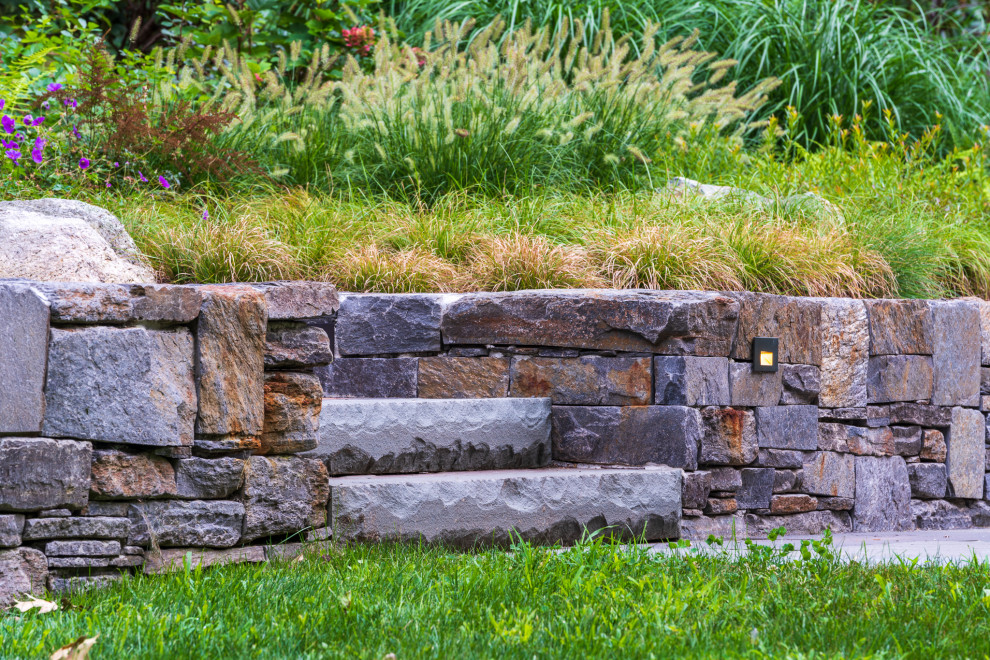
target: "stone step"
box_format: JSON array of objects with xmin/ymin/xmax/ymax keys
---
[
  {"xmin": 308, "ymin": 398, "xmax": 551, "ymax": 475},
  {"xmin": 329, "ymin": 466, "xmax": 682, "ymax": 546}
]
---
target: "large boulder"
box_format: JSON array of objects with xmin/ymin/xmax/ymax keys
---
[{"xmin": 0, "ymin": 199, "xmax": 155, "ymax": 283}]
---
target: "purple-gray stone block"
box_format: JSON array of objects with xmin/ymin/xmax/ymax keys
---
[{"xmin": 316, "ymin": 358, "xmax": 417, "ymax": 398}]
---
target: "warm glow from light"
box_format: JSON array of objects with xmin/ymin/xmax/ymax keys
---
[{"xmin": 760, "ymin": 351, "xmax": 774, "ymax": 366}]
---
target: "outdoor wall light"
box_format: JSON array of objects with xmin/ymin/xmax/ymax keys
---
[{"xmin": 752, "ymin": 337, "xmax": 779, "ymax": 373}]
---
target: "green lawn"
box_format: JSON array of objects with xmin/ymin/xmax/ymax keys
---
[{"xmin": 4, "ymin": 537, "xmax": 990, "ymax": 658}]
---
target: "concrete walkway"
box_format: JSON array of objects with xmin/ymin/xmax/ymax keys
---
[{"xmin": 652, "ymin": 529, "xmax": 990, "ymax": 564}]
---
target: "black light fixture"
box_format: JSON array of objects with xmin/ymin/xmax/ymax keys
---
[{"xmin": 752, "ymin": 337, "xmax": 779, "ymax": 373}]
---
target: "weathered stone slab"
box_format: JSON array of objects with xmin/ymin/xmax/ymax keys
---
[
  {"xmin": 89, "ymin": 449, "xmax": 177, "ymax": 500},
  {"xmin": 867, "ymin": 355, "xmax": 934, "ymax": 403},
  {"xmin": 653, "ymin": 357, "xmax": 728, "ymax": 406},
  {"xmin": 175, "ymin": 457, "xmax": 245, "ymax": 499},
  {"xmin": 193, "ymin": 436, "xmax": 261, "ymax": 456},
  {"xmin": 853, "ymin": 456, "xmax": 913, "ymax": 531},
  {"xmin": 336, "ymin": 293, "xmax": 442, "ymax": 355},
  {"xmin": 818, "ymin": 423, "xmax": 850, "ymax": 452},
  {"xmin": 754, "ymin": 449, "xmax": 809, "ymax": 469},
  {"xmin": 22, "ymin": 516, "xmax": 129, "ymax": 540},
  {"xmin": 441, "ymin": 290, "xmax": 739, "ymax": 356},
  {"xmin": 43, "ymin": 326, "xmax": 196, "ymax": 446},
  {"xmin": 0, "ymin": 283, "xmax": 49, "ymax": 434},
  {"xmin": 84, "ymin": 502, "xmax": 130, "ymax": 517},
  {"xmin": 780, "ymin": 364, "xmax": 820, "ymax": 405},
  {"xmin": 144, "ymin": 546, "xmax": 266, "ymax": 574},
  {"xmin": 49, "ymin": 574, "xmax": 121, "ymax": 594},
  {"xmin": 773, "ymin": 469, "xmax": 800, "ymax": 493},
  {"xmin": 912, "ymin": 499, "xmax": 972, "ymax": 530},
  {"xmin": 195, "ymin": 285, "xmax": 267, "ymax": 438},
  {"xmin": 819, "ymin": 407, "xmax": 867, "ymax": 422},
  {"xmin": 510, "ymin": 356, "xmax": 651, "ymax": 405},
  {"xmin": 33, "ymin": 282, "xmax": 202, "ymax": 324},
  {"xmin": 552, "ymin": 406, "xmax": 700, "ymax": 470},
  {"xmin": 421, "ymin": 357, "xmax": 510, "ymax": 399},
  {"xmin": 818, "ymin": 298, "xmax": 869, "ymax": 408},
  {"xmin": 728, "ymin": 292, "xmax": 821, "ymax": 364},
  {"xmin": 682, "ymin": 471, "xmax": 712, "ymax": 510},
  {"xmin": 846, "ymin": 426, "xmax": 895, "ymax": 457},
  {"xmin": 920, "ymin": 429, "xmax": 947, "ymax": 462},
  {"xmin": 0, "ymin": 515, "xmax": 24, "ymax": 547},
  {"xmin": 0, "ymin": 548, "xmax": 47, "ymax": 608},
  {"xmin": 736, "ymin": 468, "xmax": 774, "ymax": 509},
  {"xmin": 47, "ymin": 556, "xmax": 110, "ymax": 568},
  {"xmin": 981, "ymin": 368, "xmax": 990, "ymax": 395},
  {"xmin": 728, "ymin": 362, "xmax": 782, "ymax": 407},
  {"xmin": 888, "ymin": 403, "xmax": 951, "ymax": 427},
  {"xmin": 891, "ymin": 426, "xmax": 923, "ymax": 456},
  {"xmin": 699, "ymin": 407, "xmax": 757, "ymax": 466},
  {"xmin": 680, "ymin": 513, "xmax": 745, "ymax": 540},
  {"xmin": 756, "ymin": 406, "xmax": 817, "ymax": 450},
  {"xmin": 770, "ymin": 494, "xmax": 817, "ymax": 514},
  {"xmin": 45, "ymin": 540, "xmax": 120, "ymax": 557},
  {"xmin": 709, "ymin": 467, "xmax": 743, "ymax": 491},
  {"xmin": 264, "ymin": 322, "xmax": 332, "ymax": 369},
  {"xmin": 802, "ymin": 452, "xmax": 855, "ymax": 498},
  {"xmin": 312, "ymin": 398, "xmax": 550, "ymax": 474},
  {"xmin": 330, "ymin": 467, "xmax": 682, "ymax": 545},
  {"xmin": 258, "ymin": 372, "xmax": 322, "ymax": 455},
  {"xmin": 705, "ymin": 498, "xmax": 737, "ymax": 515},
  {"xmin": 241, "ymin": 456, "xmax": 329, "ymax": 542},
  {"xmin": 907, "ymin": 463, "xmax": 947, "ymax": 499},
  {"xmin": 817, "ymin": 497, "xmax": 855, "ymax": 511},
  {"xmin": 865, "ymin": 299, "xmax": 933, "ymax": 355},
  {"xmin": 744, "ymin": 511, "xmax": 851, "ymax": 538},
  {"xmin": 38, "ymin": 509, "xmax": 70, "ymax": 518},
  {"xmin": 932, "ymin": 301, "xmax": 981, "ymax": 407},
  {"xmin": 128, "ymin": 501, "xmax": 244, "ymax": 548},
  {"xmin": 243, "ymin": 282, "xmax": 338, "ymax": 320},
  {"xmin": 0, "ymin": 437, "xmax": 91, "ymax": 512},
  {"xmin": 946, "ymin": 406, "xmax": 984, "ymax": 499},
  {"xmin": 316, "ymin": 358, "xmax": 417, "ymax": 398}
]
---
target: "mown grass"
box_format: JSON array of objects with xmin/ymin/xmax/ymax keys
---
[{"xmin": 3, "ymin": 537, "xmax": 990, "ymax": 658}]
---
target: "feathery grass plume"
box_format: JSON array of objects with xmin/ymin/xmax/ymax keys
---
[
  {"xmin": 336, "ymin": 244, "xmax": 461, "ymax": 292},
  {"xmin": 465, "ymin": 232, "xmax": 603, "ymax": 291}
]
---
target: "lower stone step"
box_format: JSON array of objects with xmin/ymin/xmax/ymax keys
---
[
  {"xmin": 310, "ymin": 398, "xmax": 551, "ymax": 475},
  {"xmin": 329, "ymin": 466, "xmax": 682, "ymax": 547}
]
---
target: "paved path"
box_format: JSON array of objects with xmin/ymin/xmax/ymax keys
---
[{"xmin": 651, "ymin": 529, "xmax": 990, "ymax": 564}]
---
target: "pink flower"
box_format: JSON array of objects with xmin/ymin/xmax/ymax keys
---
[{"xmin": 158, "ymin": 176, "xmax": 170, "ymax": 189}]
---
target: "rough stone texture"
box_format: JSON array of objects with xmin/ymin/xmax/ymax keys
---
[
  {"xmin": 866, "ymin": 405, "xmax": 892, "ymax": 427},
  {"xmin": 44, "ymin": 540, "xmax": 120, "ymax": 557},
  {"xmin": 313, "ymin": 398, "xmax": 550, "ymax": 475},
  {"xmin": 330, "ymin": 467, "xmax": 682, "ymax": 546},
  {"xmin": 47, "ymin": 556, "xmax": 110, "ymax": 568},
  {"xmin": 819, "ymin": 407, "xmax": 867, "ymax": 422},
  {"xmin": 946, "ymin": 406, "xmax": 985, "ymax": 499},
  {"xmin": 258, "ymin": 372, "xmax": 322, "ymax": 455},
  {"xmin": 38, "ymin": 509, "xmax": 70, "ymax": 518},
  {"xmin": 680, "ymin": 513, "xmax": 745, "ymax": 541},
  {"xmin": 867, "ymin": 355, "xmax": 934, "ymax": 404},
  {"xmin": 888, "ymin": 403, "xmax": 951, "ymax": 428},
  {"xmin": 42, "ymin": 326, "xmax": 196, "ymax": 447},
  {"xmin": 195, "ymin": 285, "xmax": 267, "ymax": 438},
  {"xmin": 699, "ymin": 407, "xmax": 757, "ymax": 466},
  {"xmin": 316, "ymin": 358, "xmax": 417, "ymax": 398},
  {"xmin": 0, "ymin": 547, "xmax": 48, "ymax": 608},
  {"xmin": 682, "ymin": 471, "xmax": 712, "ymax": 510},
  {"xmin": 891, "ymin": 426, "xmax": 923, "ymax": 457},
  {"xmin": 193, "ymin": 436, "xmax": 261, "ymax": 455},
  {"xmin": 511, "ymin": 356, "xmax": 651, "ymax": 405},
  {"xmin": 128, "ymin": 500, "xmax": 244, "ymax": 548},
  {"xmin": 84, "ymin": 502, "xmax": 130, "ymax": 517},
  {"xmin": 780, "ymin": 364, "xmax": 820, "ymax": 405},
  {"xmin": 0, "ymin": 283, "xmax": 49, "ymax": 434},
  {"xmin": 728, "ymin": 293, "xmax": 822, "ymax": 365},
  {"xmin": 912, "ymin": 499, "xmax": 973, "ymax": 530},
  {"xmin": 264, "ymin": 322, "xmax": 332, "ymax": 369},
  {"xmin": 0, "ymin": 206, "xmax": 155, "ymax": 283},
  {"xmin": 755, "ymin": 449, "xmax": 808, "ymax": 469},
  {"xmin": 756, "ymin": 406, "xmax": 818, "ymax": 450},
  {"xmin": 244, "ymin": 282, "xmax": 338, "ymax": 320},
  {"xmin": 552, "ymin": 406, "xmax": 701, "ymax": 470},
  {"xmin": 709, "ymin": 467, "xmax": 743, "ymax": 492},
  {"xmin": 818, "ymin": 423, "xmax": 851, "ymax": 453},
  {"xmin": 818, "ymin": 298, "xmax": 869, "ymax": 408},
  {"xmin": 22, "ymin": 516, "xmax": 129, "ymax": 540},
  {"xmin": 144, "ymin": 546, "xmax": 266, "ymax": 574},
  {"xmin": 0, "ymin": 515, "xmax": 24, "ymax": 547},
  {"xmin": 773, "ymin": 470, "xmax": 799, "ymax": 493},
  {"xmin": 853, "ymin": 456, "xmax": 913, "ymax": 532},
  {"xmin": 89, "ymin": 449, "xmax": 176, "ymax": 500},
  {"xmin": 907, "ymin": 463, "xmax": 947, "ymax": 499},
  {"xmin": 420, "ymin": 357, "xmax": 511, "ymax": 399},
  {"xmin": 846, "ymin": 426, "xmax": 896, "ymax": 457},
  {"xmin": 336, "ymin": 294, "xmax": 442, "ymax": 355},
  {"xmin": 817, "ymin": 497, "xmax": 855, "ymax": 511},
  {"xmin": 705, "ymin": 498, "xmax": 738, "ymax": 515},
  {"xmin": 770, "ymin": 494, "xmax": 817, "ymax": 514},
  {"xmin": 175, "ymin": 457, "xmax": 245, "ymax": 499},
  {"xmin": 241, "ymin": 456, "xmax": 329, "ymax": 542},
  {"xmin": 803, "ymin": 452, "xmax": 856, "ymax": 498},
  {"xmin": 865, "ymin": 299, "xmax": 933, "ymax": 355},
  {"xmin": 982, "ymin": 368, "xmax": 990, "ymax": 395},
  {"xmin": 744, "ymin": 511, "xmax": 852, "ymax": 538},
  {"xmin": 653, "ymin": 357, "xmax": 728, "ymax": 406},
  {"xmin": 441, "ymin": 290, "xmax": 739, "ymax": 356},
  {"xmin": 932, "ymin": 301, "xmax": 981, "ymax": 407},
  {"xmin": 0, "ymin": 438, "xmax": 91, "ymax": 512},
  {"xmin": 33, "ymin": 282, "xmax": 201, "ymax": 324},
  {"xmin": 48, "ymin": 574, "xmax": 121, "ymax": 594},
  {"xmin": 736, "ymin": 468, "xmax": 774, "ymax": 509},
  {"xmin": 728, "ymin": 362, "xmax": 782, "ymax": 407}
]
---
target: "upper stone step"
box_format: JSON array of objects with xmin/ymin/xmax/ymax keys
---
[
  {"xmin": 329, "ymin": 466, "xmax": 682, "ymax": 547},
  {"xmin": 308, "ymin": 397, "xmax": 551, "ymax": 475}
]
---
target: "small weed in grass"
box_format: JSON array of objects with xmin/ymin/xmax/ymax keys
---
[{"xmin": 4, "ymin": 537, "xmax": 990, "ymax": 658}]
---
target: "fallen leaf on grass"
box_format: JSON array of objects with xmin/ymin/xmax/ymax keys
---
[
  {"xmin": 14, "ymin": 597, "xmax": 58, "ymax": 614},
  {"xmin": 50, "ymin": 635, "xmax": 98, "ymax": 660}
]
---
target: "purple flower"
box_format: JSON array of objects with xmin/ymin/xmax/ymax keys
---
[
  {"xmin": 106, "ymin": 182, "xmax": 111, "ymax": 188},
  {"xmin": 30, "ymin": 148, "xmax": 43, "ymax": 165},
  {"xmin": 113, "ymin": 162, "xmax": 119, "ymax": 167},
  {"xmin": 22, "ymin": 115, "xmax": 32, "ymax": 127},
  {"xmin": 202, "ymin": 208, "xmax": 209, "ymax": 220},
  {"xmin": 79, "ymin": 157, "xmax": 90, "ymax": 170},
  {"xmin": 72, "ymin": 125, "xmax": 81, "ymax": 140},
  {"xmin": 31, "ymin": 116, "xmax": 44, "ymax": 127},
  {"xmin": 15, "ymin": 133, "xmax": 22, "ymax": 140},
  {"xmin": 33, "ymin": 137, "xmax": 45, "ymax": 150},
  {"xmin": 158, "ymin": 176, "xmax": 170, "ymax": 189},
  {"xmin": 138, "ymin": 171, "xmax": 147, "ymax": 182},
  {"xmin": 46, "ymin": 83, "xmax": 62, "ymax": 92},
  {"xmin": 1, "ymin": 115, "xmax": 14, "ymax": 134},
  {"xmin": 65, "ymin": 98, "xmax": 78, "ymax": 110},
  {"xmin": 41, "ymin": 100, "xmax": 50, "ymax": 110},
  {"xmin": 0, "ymin": 99, "xmax": 4, "ymax": 111},
  {"xmin": 5, "ymin": 149, "xmax": 21, "ymax": 163}
]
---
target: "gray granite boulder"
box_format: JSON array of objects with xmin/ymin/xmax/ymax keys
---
[
  {"xmin": 802, "ymin": 452, "xmax": 855, "ymax": 498},
  {"xmin": 0, "ymin": 438, "xmax": 91, "ymax": 512},
  {"xmin": 853, "ymin": 456, "xmax": 913, "ymax": 531},
  {"xmin": 756, "ymin": 406, "xmax": 818, "ymax": 450},
  {"xmin": 336, "ymin": 293, "xmax": 443, "ymax": 355},
  {"xmin": 330, "ymin": 466, "xmax": 682, "ymax": 546},
  {"xmin": 175, "ymin": 457, "xmax": 245, "ymax": 499},
  {"xmin": 946, "ymin": 406, "xmax": 984, "ymax": 499},
  {"xmin": 932, "ymin": 301, "xmax": 981, "ymax": 407},
  {"xmin": 0, "ymin": 515, "xmax": 24, "ymax": 547},
  {"xmin": 736, "ymin": 468, "xmax": 774, "ymax": 509},
  {"xmin": 780, "ymin": 364, "xmax": 820, "ymax": 405},
  {"xmin": 241, "ymin": 456, "xmax": 329, "ymax": 542},
  {"xmin": 907, "ymin": 463, "xmax": 947, "ymax": 499},
  {"xmin": 818, "ymin": 298, "xmax": 869, "ymax": 408},
  {"xmin": 0, "ymin": 547, "xmax": 48, "ymax": 608},
  {"xmin": 0, "ymin": 283, "xmax": 49, "ymax": 434},
  {"xmin": 912, "ymin": 499, "xmax": 972, "ymax": 530}
]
